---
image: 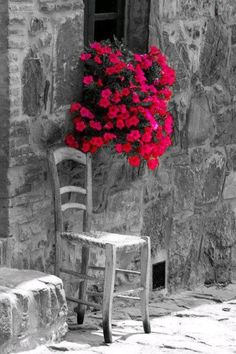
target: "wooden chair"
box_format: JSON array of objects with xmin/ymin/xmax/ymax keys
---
[{"xmin": 48, "ymin": 145, "xmax": 151, "ymax": 343}]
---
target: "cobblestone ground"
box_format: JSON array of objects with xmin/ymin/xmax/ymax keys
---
[{"xmin": 17, "ymin": 283, "xmax": 236, "ymax": 354}]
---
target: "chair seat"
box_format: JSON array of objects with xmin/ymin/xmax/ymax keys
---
[{"xmin": 61, "ymin": 231, "xmax": 146, "ymax": 249}]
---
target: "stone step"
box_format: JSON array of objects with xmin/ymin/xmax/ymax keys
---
[{"xmin": 0, "ymin": 267, "xmax": 68, "ymax": 354}]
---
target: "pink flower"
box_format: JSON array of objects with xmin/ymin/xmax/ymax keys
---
[
  {"xmin": 121, "ymin": 88, "xmax": 130, "ymax": 97},
  {"xmin": 74, "ymin": 119, "xmax": 86, "ymax": 132},
  {"xmin": 80, "ymin": 53, "xmax": 92, "ymax": 61},
  {"xmin": 116, "ymin": 119, "xmax": 125, "ymax": 129},
  {"xmin": 90, "ymin": 42, "xmax": 102, "ymax": 51},
  {"xmin": 81, "ymin": 141, "xmax": 91, "ymax": 153},
  {"xmin": 132, "ymin": 93, "xmax": 140, "ymax": 103},
  {"xmin": 134, "ymin": 54, "xmax": 142, "ymax": 62},
  {"xmin": 127, "ymin": 63, "xmax": 135, "ymax": 71},
  {"xmin": 104, "ymin": 121, "xmax": 114, "ymax": 130},
  {"xmin": 90, "ymin": 136, "xmax": 104, "ymax": 147},
  {"xmin": 141, "ymin": 132, "xmax": 152, "ymax": 143},
  {"xmin": 64, "ymin": 134, "xmax": 79, "ymax": 148},
  {"xmin": 128, "ymin": 155, "xmax": 141, "ymax": 167},
  {"xmin": 164, "ymin": 114, "xmax": 173, "ymax": 134},
  {"xmin": 126, "ymin": 116, "xmax": 139, "ymax": 128},
  {"xmin": 122, "ymin": 143, "xmax": 132, "ymax": 153},
  {"xmin": 89, "ymin": 120, "xmax": 102, "ymax": 131},
  {"xmin": 101, "ymin": 89, "xmax": 112, "ymax": 98},
  {"xmin": 83, "ymin": 75, "xmax": 94, "ymax": 85},
  {"xmin": 80, "ymin": 107, "xmax": 94, "ymax": 119},
  {"xmin": 103, "ymin": 133, "xmax": 116, "ymax": 143},
  {"xmin": 70, "ymin": 102, "xmax": 81, "ymax": 113},
  {"xmin": 94, "ymin": 55, "xmax": 102, "ymax": 64},
  {"xmin": 147, "ymin": 158, "xmax": 159, "ymax": 170},
  {"xmin": 115, "ymin": 144, "xmax": 123, "ymax": 153},
  {"xmin": 108, "ymin": 105, "xmax": 119, "ymax": 119},
  {"xmin": 99, "ymin": 97, "xmax": 110, "ymax": 108},
  {"xmin": 127, "ymin": 130, "xmax": 141, "ymax": 142},
  {"xmin": 112, "ymin": 92, "xmax": 121, "ymax": 103}
]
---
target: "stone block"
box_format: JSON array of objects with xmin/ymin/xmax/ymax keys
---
[
  {"xmin": 223, "ymin": 171, "xmax": 236, "ymax": 199},
  {"xmin": 187, "ymin": 95, "xmax": 214, "ymax": 146},
  {"xmin": 22, "ymin": 49, "xmax": 43, "ymax": 117},
  {"xmin": 0, "ymin": 268, "xmax": 68, "ymax": 354},
  {"xmin": 173, "ymin": 166, "xmax": 195, "ymax": 214},
  {"xmin": 55, "ymin": 15, "xmax": 84, "ymax": 108},
  {"xmin": 200, "ymin": 18, "xmax": 229, "ymax": 86}
]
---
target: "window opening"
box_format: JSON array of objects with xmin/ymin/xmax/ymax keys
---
[
  {"xmin": 152, "ymin": 261, "xmax": 166, "ymax": 290},
  {"xmin": 84, "ymin": 0, "xmax": 126, "ymax": 45}
]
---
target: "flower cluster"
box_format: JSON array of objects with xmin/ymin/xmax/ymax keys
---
[{"xmin": 65, "ymin": 40, "xmax": 175, "ymax": 170}]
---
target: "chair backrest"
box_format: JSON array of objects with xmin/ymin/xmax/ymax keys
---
[{"xmin": 48, "ymin": 144, "xmax": 92, "ymax": 275}]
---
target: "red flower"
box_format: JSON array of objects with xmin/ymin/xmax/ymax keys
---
[
  {"xmin": 101, "ymin": 88, "xmax": 112, "ymax": 98},
  {"xmin": 108, "ymin": 105, "xmax": 119, "ymax": 119},
  {"xmin": 115, "ymin": 144, "xmax": 123, "ymax": 153},
  {"xmin": 121, "ymin": 88, "xmax": 130, "ymax": 97},
  {"xmin": 132, "ymin": 93, "xmax": 140, "ymax": 103},
  {"xmin": 70, "ymin": 102, "xmax": 81, "ymax": 113},
  {"xmin": 89, "ymin": 120, "xmax": 102, "ymax": 131},
  {"xmin": 123, "ymin": 143, "xmax": 132, "ymax": 153},
  {"xmin": 68, "ymin": 41, "xmax": 175, "ymax": 170},
  {"xmin": 104, "ymin": 121, "xmax": 114, "ymax": 130},
  {"xmin": 74, "ymin": 119, "xmax": 86, "ymax": 132},
  {"xmin": 99, "ymin": 97, "xmax": 110, "ymax": 108},
  {"xmin": 112, "ymin": 91, "xmax": 121, "ymax": 103},
  {"xmin": 103, "ymin": 133, "xmax": 116, "ymax": 143},
  {"xmin": 83, "ymin": 75, "xmax": 94, "ymax": 85},
  {"xmin": 80, "ymin": 107, "xmax": 94, "ymax": 119},
  {"xmin": 147, "ymin": 158, "xmax": 159, "ymax": 170},
  {"xmin": 64, "ymin": 134, "xmax": 79, "ymax": 148},
  {"xmin": 97, "ymin": 79, "xmax": 103, "ymax": 87},
  {"xmin": 80, "ymin": 53, "xmax": 92, "ymax": 61},
  {"xmin": 164, "ymin": 114, "xmax": 173, "ymax": 134},
  {"xmin": 90, "ymin": 136, "xmax": 104, "ymax": 147},
  {"xmin": 81, "ymin": 141, "xmax": 91, "ymax": 153},
  {"xmin": 127, "ymin": 130, "xmax": 141, "ymax": 142},
  {"xmin": 94, "ymin": 55, "xmax": 102, "ymax": 64},
  {"xmin": 141, "ymin": 132, "xmax": 152, "ymax": 143},
  {"xmin": 116, "ymin": 119, "xmax": 125, "ymax": 129},
  {"xmin": 128, "ymin": 155, "xmax": 141, "ymax": 167},
  {"xmin": 126, "ymin": 116, "xmax": 139, "ymax": 128}
]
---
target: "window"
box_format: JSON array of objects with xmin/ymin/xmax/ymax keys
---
[
  {"xmin": 152, "ymin": 261, "xmax": 166, "ymax": 290},
  {"xmin": 84, "ymin": 0, "xmax": 126, "ymax": 45}
]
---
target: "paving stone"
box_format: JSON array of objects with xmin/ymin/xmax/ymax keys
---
[{"xmin": 16, "ymin": 283, "xmax": 236, "ymax": 354}]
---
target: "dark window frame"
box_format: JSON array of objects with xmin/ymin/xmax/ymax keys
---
[{"xmin": 84, "ymin": 0, "xmax": 126, "ymax": 45}]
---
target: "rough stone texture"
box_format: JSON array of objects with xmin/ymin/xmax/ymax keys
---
[
  {"xmin": 146, "ymin": 0, "xmax": 236, "ymax": 290},
  {"xmin": 1, "ymin": 0, "xmax": 85, "ymax": 273},
  {"xmin": 0, "ymin": 267, "xmax": 67, "ymax": 354}
]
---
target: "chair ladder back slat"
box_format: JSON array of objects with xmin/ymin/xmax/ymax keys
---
[
  {"xmin": 61, "ymin": 203, "xmax": 86, "ymax": 212},
  {"xmin": 53, "ymin": 146, "xmax": 86, "ymax": 165},
  {"xmin": 60, "ymin": 186, "xmax": 87, "ymax": 195}
]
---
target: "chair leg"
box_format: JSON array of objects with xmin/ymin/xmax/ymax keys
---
[
  {"xmin": 75, "ymin": 245, "xmax": 90, "ymax": 325},
  {"xmin": 140, "ymin": 236, "xmax": 151, "ymax": 333},
  {"xmin": 102, "ymin": 244, "xmax": 116, "ymax": 343}
]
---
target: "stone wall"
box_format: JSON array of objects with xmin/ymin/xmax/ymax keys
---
[
  {"xmin": 91, "ymin": 0, "xmax": 236, "ymax": 291},
  {"xmin": 1, "ymin": 0, "xmax": 84, "ymax": 272},
  {"xmin": 1, "ymin": 0, "xmax": 236, "ymax": 294}
]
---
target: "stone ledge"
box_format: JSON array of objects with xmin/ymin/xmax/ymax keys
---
[{"xmin": 0, "ymin": 267, "xmax": 68, "ymax": 354}]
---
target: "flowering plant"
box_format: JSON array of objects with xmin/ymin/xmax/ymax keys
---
[{"xmin": 65, "ymin": 40, "xmax": 175, "ymax": 170}]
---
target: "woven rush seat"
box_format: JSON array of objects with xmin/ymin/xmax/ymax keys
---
[{"xmin": 61, "ymin": 231, "xmax": 146, "ymax": 249}]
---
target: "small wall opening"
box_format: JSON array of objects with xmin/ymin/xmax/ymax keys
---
[{"xmin": 152, "ymin": 261, "xmax": 166, "ymax": 290}]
